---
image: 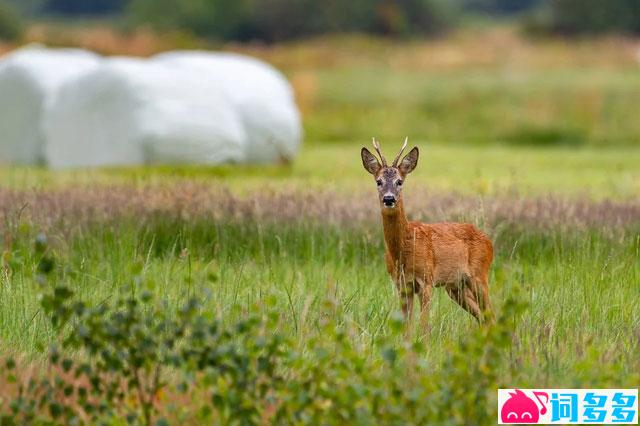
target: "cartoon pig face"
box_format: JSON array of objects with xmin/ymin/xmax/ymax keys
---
[{"xmin": 501, "ymin": 390, "xmax": 541, "ymax": 423}]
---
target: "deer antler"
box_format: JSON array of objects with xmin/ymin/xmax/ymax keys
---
[
  {"xmin": 372, "ymin": 138, "xmax": 387, "ymax": 167},
  {"xmin": 392, "ymin": 137, "xmax": 408, "ymax": 167}
]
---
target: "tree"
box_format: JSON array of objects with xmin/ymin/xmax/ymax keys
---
[
  {"xmin": 543, "ymin": 0, "xmax": 640, "ymax": 35},
  {"xmin": 0, "ymin": 2, "xmax": 23, "ymax": 41},
  {"xmin": 43, "ymin": 0, "xmax": 127, "ymax": 15},
  {"xmin": 4, "ymin": 0, "xmax": 45, "ymax": 15},
  {"xmin": 127, "ymin": 0, "xmax": 459, "ymax": 42},
  {"xmin": 464, "ymin": 0, "xmax": 542, "ymax": 15}
]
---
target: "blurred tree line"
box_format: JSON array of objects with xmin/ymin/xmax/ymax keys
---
[
  {"xmin": 126, "ymin": 0, "xmax": 459, "ymax": 40},
  {"xmin": 533, "ymin": 0, "xmax": 640, "ymax": 35},
  {"xmin": 0, "ymin": 1, "xmax": 24, "ymax": 40},
  {"xmin": 1, "ymin": 0, "xmax": 639, "ymax": 42}
]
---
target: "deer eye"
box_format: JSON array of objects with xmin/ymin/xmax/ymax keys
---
[
  {"xmin": 396, "ymin": 180, "xmax": 403, "ymax": 186},
  {"xmin": 376, "ymin": 179, "xmax": 383, "ymax": 186}
]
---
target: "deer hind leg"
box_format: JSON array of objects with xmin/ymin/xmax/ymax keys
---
[
  {"xmin": 472, "ymin": 277, "xmax": 495, "ymax": 325},
  {"xmin": 446, "ymin": 281, "xmax": 483, "ymax": 323}
]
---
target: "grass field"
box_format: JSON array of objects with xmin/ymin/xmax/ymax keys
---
[
  {"xmin": 1, "ymin": 27, "xmax": 639, "ymax": 424},
  {"xmin": 2, "ymin": 144, "xmax": 639, "ymax": 198}
]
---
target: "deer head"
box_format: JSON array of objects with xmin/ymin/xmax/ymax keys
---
[{"xmin": 361, "ymin": 137, "xmax": 419, "ymax": 213}]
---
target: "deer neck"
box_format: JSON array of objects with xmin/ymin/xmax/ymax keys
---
[{"xmin": 381, "ymin": 198, "xmax": 409, "ymax": 262}]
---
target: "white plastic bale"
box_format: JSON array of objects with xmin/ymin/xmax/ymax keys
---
[
  {"xmin": 44, "ymin": 58, "xmax": 247, "ymax": 168},
  {"xmin": 0, "ymin": 46, "xmax": 101, "ymax": 164},
  {"xmin": 153, "ymin": 51, "xmax": 302, "ymax": 163}
]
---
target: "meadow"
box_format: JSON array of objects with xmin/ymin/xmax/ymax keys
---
[{"xmin": 0, "ymin": 27, "xmax": 639, "ymax": 424}]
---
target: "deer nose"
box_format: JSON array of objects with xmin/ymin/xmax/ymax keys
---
[{"xmin": 382, "ymin": 195, "xmax": 396, "ymax": 206}]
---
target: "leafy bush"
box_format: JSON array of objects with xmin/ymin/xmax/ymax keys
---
[
  {"xmin": 0, "ymin": 2, "xmax": 23, "ymax": 42},
  {"xmin": 2, "ymin": 285, "xmax": 288, "ymax": 424}
]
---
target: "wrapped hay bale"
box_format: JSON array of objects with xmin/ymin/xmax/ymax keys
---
[
  {"xmin": 153, "ymin": 51, "xmax": 302, "ymax": 163},
  {"xmin": 44, "ymin": 57, "xmax": 246, "ymax": 168},
  {"xmin": 0, "ymin": 45, "xmax": 100, "ymax": 164}
]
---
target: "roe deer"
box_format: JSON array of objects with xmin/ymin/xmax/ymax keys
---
[{"xmin": 361, "ymin": 138, "xmax": 494, "ymax": 327}]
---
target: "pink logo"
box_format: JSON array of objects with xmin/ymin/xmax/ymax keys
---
[{"xmin": 501, "ymin": 389, "xmax": 549, "ymax": 424}]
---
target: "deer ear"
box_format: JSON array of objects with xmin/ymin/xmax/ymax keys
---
[
  {"xmin": 398, "ymin": 146, "xmax": 419, "ymax": 175},
  {"xmin": 361, "ymin": 147, "xmax": 381, "ymax": 175}
]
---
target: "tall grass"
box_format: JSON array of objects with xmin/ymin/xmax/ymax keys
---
[{"xmin": 1, "ymin": 188, "xmax": 638, "ymax": 386}]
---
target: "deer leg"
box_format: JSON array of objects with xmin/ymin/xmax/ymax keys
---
[
  {"xmin": 462, "ymin": 286, "xmax": 484, "ymax": 323},
  {"xmin": 472, "ymin": 277, "xmax": 495, "ymax": 325},
  {"xmin": 446, "ymin": 285, "xmax": 482, "ymax": 323},
  {"xmin": 399, "ymin": 287, "xmax": 414, "ymax": 324},
  {"xmin": 418, "ymin": 282, "xmax": 433, "ymax": 333}
]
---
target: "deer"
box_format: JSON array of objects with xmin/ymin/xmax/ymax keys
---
[{"xmin": 361, "ymin": 138, "xmax": 494, "ymax": 329}]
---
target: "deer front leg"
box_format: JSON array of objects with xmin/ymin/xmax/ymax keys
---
[
  {"xmin": 391, "ymin": 261, "xmax": 414, "ymax": 325},
  {"xmin": 419, "ymin": 282, "xmax": 433, "ymax": 333},
  {"xmin": 398, "ymin": 286, "xmax": 414, "ymax": 324}
]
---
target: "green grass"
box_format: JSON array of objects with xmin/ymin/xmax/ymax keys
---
[
  {"xmin": 287, "ymin": 31, "xmax": 640, "ymax": 150},
  {"xmin": 2, "ymin": 143, "xmax": 639, "ymax": 198},
  {"xmin": 306, "ymin": 67, "xmax": 640, "ymax": 147},
  {"xmin": 1, "ymin": 211, "xmax": 638, "ymax": 387}
]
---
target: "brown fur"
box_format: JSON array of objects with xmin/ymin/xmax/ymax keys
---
[{"xmin": 362, "ymin": 141, "xmax": 494, "ymax": 327}]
